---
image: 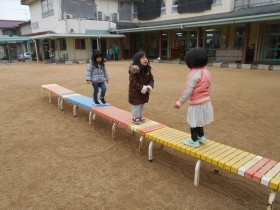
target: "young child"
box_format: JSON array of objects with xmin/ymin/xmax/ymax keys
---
[
  {"xmin": 174, "ymin": 47, "xmax": 214, "ymax": 147},
  {"xmin": 129, "ymin": 51, "xmax": 154, "ymax": 124},
  {"xmin": 49, "ymin": 48, "xmax": 55, "ymax": 64},
  {"xmin": 86, "ymin": 50, "xmax": 109, "ymax": 105}
]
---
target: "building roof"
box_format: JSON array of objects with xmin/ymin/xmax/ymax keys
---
[
  {"xmin": 115, "ymin": 4, "xmax": 280, "ymax": 33},
  {"xmin": 0, "ymin": 36, "xmax": 31, "ymax": 42},
  {"xmin": 29, "ymin": 33, "xmax": 126, "ymax": 40},
  {"xmin": 0, "ymin": 20, "xmax": 27, "ymax": 29}
]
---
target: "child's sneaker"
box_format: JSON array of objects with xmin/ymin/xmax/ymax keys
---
[
  {"xmin": 133, "ymin": 117, "xmax": 141, "ymax": 124},
  {"xmin": 94, "ymin": 100, "xmax": 100, "ymax": 105},
  {"xmin": 100, "ymin": 98, "xmax": 106, "ymax": 104},
  {"xmin": 198, "ymin": 135, "xmax": 207, "ymax": 143},
  {"xmin": 139, "ymin": 117, "xmax": 146, "ymax": 122},
  {"xmin": 182, "ymin": 138, "xmax": 200, "ymax": 148}
]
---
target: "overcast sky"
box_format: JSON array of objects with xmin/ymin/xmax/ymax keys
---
[{"xmin": 0, "ymin": 0, "xmax": 30, "ymax": 21}]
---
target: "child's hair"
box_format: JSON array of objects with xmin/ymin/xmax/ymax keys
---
[
  {"xmin": 133, "ymin": 51, "xmax": 151, "ymax": 71},
  {"xmin": 185, "ymin": 47, "xmax": 208, "ymax": 69},
  {"xmin": 91, "ymin": 50, "xmax": 104, "ymax": 67}
]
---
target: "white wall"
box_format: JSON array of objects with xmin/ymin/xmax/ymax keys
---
[
  {"xmin": 20, "ymin": 23, "xmax": 32, "ymax": 35},
  {"xmin": 29, "ymin": 0, "xmax": 117, "ymax": 34},
  {"xmin": 96, "ymin": 0, "xmax": 118, "ymax": 18},
  {"xmin": 0, "ymin": 29, "xmax": 3, "ymax": 36},
  {"xmin": 66, "ymin": 19, "xmax": 116, "ymax": 34},
  {"xmin": 30, "ymin": 0, "xmax": 64, "ymax": 33}
]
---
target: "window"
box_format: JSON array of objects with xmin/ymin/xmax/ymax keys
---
[
  {"xmin": 174, "ymin": 31, "xmax": 198, "ymax": 51},
  {"xmin": 50, "ymin": 40, "xmax": 56, "ymax": 49},
  {"xmin": 32, "ymin": 22, "xmax": 39, "ymax": 30},
  {"xmin": 92, "ymin": 39, "xmax": 98, "ymax": 51},
  {"xmin": 59, "ymin": 39, "xmax": 66, "ymax": 51},
  {"xmin": 161, "ymin": 0, "xmax": 166, "ymax": 14},
  {"xmin": 234, "ymin": 27, "xmax": 244, "ymax": 49},
  {"xmin": 75, "ymin": 39, "xmax": 86, "ymax": 50},
  {"xmin": 133, "ymin": 2, "xmax": 138, "ymax": 18},
  {"xmin": 212, "ymin": 0, "xmax": 221, "ymax": 4},
  {"xmin": 203, "ymin": 29, "xmax": 222, "ymax": 59},
  {"xmin": 41, "ymin": 0, "xmax": 54, "ymax": 17},
  {"xmin": 172, "ymin": 0, "xmax": 178, "ymax": 12},
  {"xmin": 263, "ymin": 24, "xmax": 280, "ymax": 61}
]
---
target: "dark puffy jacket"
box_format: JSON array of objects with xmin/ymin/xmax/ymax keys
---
[{"xmin": 128, "ymin": 64, "xmax": 154, "ymax": 105}]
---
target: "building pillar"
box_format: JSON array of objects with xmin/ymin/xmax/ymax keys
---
[
  {"xmin": 34, "ymin": 40, "xmax": 39, "ymax": 63},
  {"xmin": 130, "ymin": 33, "xmax": 135, "ymax": 57},
  {"xmin": 197, "ymin": 27, "xmax": 202, "ymax": 47},
  {"xmin": 254, "ymin": 22, "xmax": 264, "ymax": 64},
  {"xmin": 66, "ymin": 38, "xmax": 71, "ymax": 61},
  {"xmin": 120, "ymin": 38, "xmax": 124, "ymax": 60},
  {"xmin": 242, "ymin": 23, "xmax": 250, "ymax": 64},
  {"xmin": 27, "ymin": 41, "xmax": 32, "ymax": 61},
  {"xmin": 97, "ymin": 37, "xmax": 102, "ymax": 51},
  {"xmin": 159, "ymin": 31, "xmax": 162, "ymax": 59},
  {"xmin": 7, "ymin": 43, "xmax": 11, "ymax": 63}
]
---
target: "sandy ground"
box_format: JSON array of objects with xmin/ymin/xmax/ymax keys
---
[{"xmin": 0, "ymin": 60, "xmax": 279, "ymax": 210}]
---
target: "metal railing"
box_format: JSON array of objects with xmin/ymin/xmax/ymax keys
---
[{"xmin": 234, "ymin": 0, "xmax": 280, "ymax": 11}]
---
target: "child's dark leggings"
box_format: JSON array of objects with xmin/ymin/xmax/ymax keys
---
[{"xmin": 190, "ymin": 127, "xmax": 204, "ymax": 142}]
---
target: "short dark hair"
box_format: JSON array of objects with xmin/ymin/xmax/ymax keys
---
[{"xmin": 184, "ymin": 47, "xmax": 208, "ymax": 69}]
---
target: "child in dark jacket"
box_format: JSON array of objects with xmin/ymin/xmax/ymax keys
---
[
  {"xmin": 129, "ymin": 51, "xmax": 154, "ymax": 124},
  {"xmin": 86, "ymin": 50, "xmax": 109, "ymax": 105}
]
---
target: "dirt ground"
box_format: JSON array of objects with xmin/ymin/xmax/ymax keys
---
[{"xmin": 0, "ymin": 60, "xmax": 279, "ymax": 210}]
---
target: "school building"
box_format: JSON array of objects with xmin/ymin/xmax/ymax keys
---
[
  {"xmin": 114, "ymin": 0, "xmax": 280, "ymax": 65},
  {"xmin": 12, "ymin": 0, "xmax": 280, "ymax": 64}
]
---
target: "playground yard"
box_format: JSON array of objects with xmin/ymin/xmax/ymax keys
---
[{"xmin": 0, "ymin": 61, "xmax": 279, "ymax": 209}]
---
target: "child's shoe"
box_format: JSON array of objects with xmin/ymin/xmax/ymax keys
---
[
  {"xmin": 94, "ymin": 100, "xmax": 100, "ymax": 105},
  {"xmin": 139, "ymin": 117, "xmax": 146, "ymax": 122},
  {"xmin": 133, "ymin": 117, "xmax": 141, "ymax": 124},
  {"xmin": 182, "ymin": 138, "xmax": 200, "ymax": 148},
  {"xmin": 198, "ymin": 135, "xmax": 207, "ymax": 143},
  {"xmin": 100, "ymin": 98, "xmax": 106, "ymax": 104}
]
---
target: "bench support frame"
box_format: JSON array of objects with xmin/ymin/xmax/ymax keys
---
[
  {"xmin": 194, "ymin": 160, "xmax": 202, "ymax": 186},
  {"xmin": 89, "ymin": 111, "xmax": 96, "ymax": 125},
  {"xmin": 268, "ymin": 189, "xmax": 277, "ymax": 209},
  {"xmin": 112, "ymin": 123, "xmax": 117, "ymax": 139},
  {"xmin": 139, "ymin": 136, "xmax": 144, "ymax": 154},
  {"xmin": 148, "ymin": 141, "xmax": 154, "ymax": 162}
]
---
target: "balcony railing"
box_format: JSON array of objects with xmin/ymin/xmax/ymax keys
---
[{"xmin": 234, "ymin": 0, "xmax": 280, "ymax": 11}]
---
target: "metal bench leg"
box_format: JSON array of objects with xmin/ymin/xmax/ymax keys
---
[
  {"xmin": 73, "ymin": 104, "xmax": 77, "ymax": 117},
  {"xmin": 138, "ymin": 136, "xmax": 144, "ymax": 154},
  {"xmin": 48, "ymin": 92, "xmax": 51, "ymax": 103},
  {"xmin": 89, "ymin": 111, "xmax": 96, "ymax": 125},
  {"xmin": 60, "ymin": 99, "xmax": 64, "ymax": 111},
  {"xmin": 112, "ymin": 123, "xmax": 117, "ymax": 140},
  {"xmin": 57, "ymin": 97, "xmax": 60, "ymax": 107},
  {"xmin": 267, "ymin": 189, "xmax": 277, "ymax": 210},
  {"xmin": 194, "ymin": 159, "xmax": 202, "ymax": 186},
  {"xmin": 148, "ymin": 141, "xmax": 154, "ymax": 162}
]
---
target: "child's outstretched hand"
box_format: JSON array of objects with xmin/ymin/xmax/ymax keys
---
[
  {"xmin": 86, "ymin": 80, "xmax": 91, "ymax": 84},
  {"xmin": 174, "ymin": 100, "xmax": 182, "ymax": 109},
  {"xmin": 174, "ymin": 104, "xmax": 180, "ymax": 109},
  {"xmin": 106, "ymin": 80, "xmax": 109, "ymax": 84}
]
